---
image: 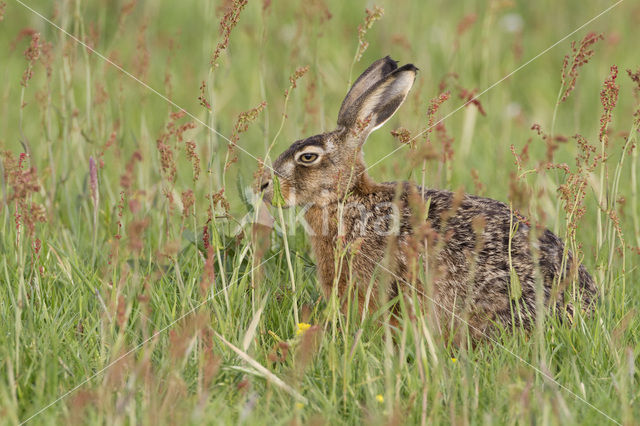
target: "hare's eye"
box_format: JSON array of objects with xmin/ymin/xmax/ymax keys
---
[{"xmin": 298, "ymin": 153, "xmax": 319, "ymax": 164}]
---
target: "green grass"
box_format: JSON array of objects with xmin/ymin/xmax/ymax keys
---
[{"xmin": 1, "ymin": 0, "xmax": 639, "ymax": 424}]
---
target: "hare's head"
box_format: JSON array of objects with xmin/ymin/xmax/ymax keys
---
[{"xmin": 257, "ymin": 57, "xmax": 417, "ymax": 207}]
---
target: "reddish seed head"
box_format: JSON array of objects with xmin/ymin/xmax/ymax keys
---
[
  {"xmin": 33, "ymin": 238, "xmax": 41, "ymax": 256},
  {"xmin": 470, "ymin": 168, "xmax": 485, "ymax": 195},
  {"xmin": 390, "ymin": 127, "xmax": 413, "ymax": 147},
  {"xmin": 599, "ymin": 65, "xmax": 619, "ymax": 147},
  {"xmin": 2, "ymin": 151, "xmax": 45, "ymax": 239},
  {"xmin": 284, "ymin": 66, "xmax": 309, "ymax": 97},
  {"xmin": 628, "ymin": 67, "xmax": 640, "ymax": 92},
  {"xmin": 435, "ymin": 121, "xmax": 455, "ymax": 165},
  {"xmin": 198, "ymin": 80, "xmax": 211, "ymax": 111},
  {"xmin": 211, "ymin": 0, "xmax": 248, "ymax": 68},
  {"xmin": 560, "ymin": 32, "xmax": 603, "ymax": 103},
  {"xmin": 181, "ymin": 190, "xmax": 195, "ymax": 218},
  {"xmin": 120, "ymin": 150, "xmax": 142, "ymax": 190},
  {"xmin": 425, "ymin": 91, "xmax": 451, "ymax": 134},
  {"xmin": 127, "ymin": 217, "xmax": 150, "ymax": 253},
  {"xmin": 155, "ymin": 111, "xmax": 195, "ymax": 183},
  {"xmin": 89, "ymin": 156, "xmax": 98, "ymax": 206},
  {"xmin": 458, "ymin": 87, "xmax": 486, "ymax": 116},
  {"xmin": 21, "ymin": 32, "xmax": 42, "ymax": 87},
  {"xmin": 119, "ymin": 0, "xmax": 136, "ymax": 22},
  {"xmin": 354, "ymin": 6, "xmax": 384, "ymax": 62},
  {"xmin": 208, "ymin": 188, "xmax": 230, "ymax": 215},
  {"xmin": 184, "ymin": 141, "xmax": 201, "ymax": 182},
  {"xmin": 422, "ymin": 90, "xmax": 451, "ymax": 161},
  {"xmin": 132, "ymin": 23, "xmax": 150, "ymax": 78},
  {"xmin": 438, "ymin": 72, "xmax": 459, "ymax": 93},
  {"xmin": 225, "ymin": 101, "xmax": 267, "ymax": 171},
  {"xmin": 456, "ymin": 13, "xmax": 477, "ymax": 36}
]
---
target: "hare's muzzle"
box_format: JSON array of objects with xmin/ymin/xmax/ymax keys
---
[{"xmin": 254, "ymin": 169, "xmax": 274, "ymax": 205}]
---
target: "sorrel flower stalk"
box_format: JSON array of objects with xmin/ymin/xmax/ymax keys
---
[
  {"xmin": 19, "ymin": 32, "xmax": 43, "ymax": 157},
  {"xmin": 550, "ymin": 33, "xmax": 603, "ymax": 141},
  {"xmin": 265, "ymin": 66, "xmax": 309, "ymax": 158},
  {"xmin": 560, "ymin": 32, "xmax": 603, "ymax": 103},
  {"xmin": 421, "ymin": 91, "xmax": 450, "ymax": 194},
  {"xmin": 196, "ymin": 0, "xmax": 251, "ymax": 314},
  {"xmin": 223, "ymin": 101, "xmax": 267, "ymax": 181},
  {"xmin": 599, "ymin": 66, "xmax": 637, "ymax": 293},
  {"xmin": 204, "ymin": 0, "xmax": 249, "ymax": 192},
  {"xmin": 348, "ymin": 6, "xmax": 384, "ymax": 87},
  {"xmin": 209, "ymin": 101, "xmax": 267, "ymax": 308},
  {"xmin": 21, "ymin": 32, "xmax": 41, "ymax": 88},
  {"xmin": 627, "ymin": 67, "xmax": 640, "ymax": 248},
  {"xmin": 210, "ymin": 0, "xmax": 248, "ymax": 68},
  {"xmin": 596, "ymin": 66, "xmax": 619, "ymax": 257},
  {"xmin": 89, "ymin": 156, "xmax": 99, "ymax": 265},
  {"xmin": 538, "ymin": 33, "xmax": 604, "ymax": 291}
]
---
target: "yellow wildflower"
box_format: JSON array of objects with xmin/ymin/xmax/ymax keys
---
[
  {"xmin": 375, "ymin": 394, "xmax": 384, "ymax": 403},
  {"xmin": 295, "ymin": 402, "xmax": 304, "ymax": 409},
  {"xmin": 296, "ymin": 322, "xmax": 311, "ymax": 336},
  {"xmin": 451, "ymin": 357, "xmax": 457, "ymax": 363}
]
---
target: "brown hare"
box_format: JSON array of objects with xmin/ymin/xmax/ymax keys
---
[{"xmin": 257, "ymin": 56, "xmax": 597, "ymax": 339}]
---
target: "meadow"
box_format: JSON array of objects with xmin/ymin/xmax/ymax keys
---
[{"xmin": 0, "ymin": 0, "xmax": 639, "ymax": 424}]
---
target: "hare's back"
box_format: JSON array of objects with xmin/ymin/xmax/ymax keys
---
[{"xmin": 414, "ymin": 187, "xmax": 596, "ymax": 325}]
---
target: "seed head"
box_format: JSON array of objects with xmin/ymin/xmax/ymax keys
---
[
  {"xmin": 89, "ymin": 156, "xmax": 98, "ymax": 207},
  {"xmin": 354, "ymin": 6, "xmax": 384, "ymax": 62},
  {"xmin": 211, "ymin": 0, "xmax": 248, "ymax": 68},
  {"xmin": 599, "ymin": 65, "xmax": 619, "ymax": 147},
  {"xmin": 560, "ymin": 32, "xmax": 603, "ymax": 102},
  {"xmin": 21, "ymin": 32, "xmax": 42, "ymax": 87}
]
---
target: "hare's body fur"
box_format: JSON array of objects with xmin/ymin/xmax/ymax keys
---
[{"xmin": 304, "ymin": 174, "xmax": 596, "ymax": 336}]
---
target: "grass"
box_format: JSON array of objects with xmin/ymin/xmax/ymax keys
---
[{"xmin": 0, "ymin": 0, "xmax": 639, "ymax": 424}]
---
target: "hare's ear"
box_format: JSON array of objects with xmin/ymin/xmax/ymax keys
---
[
  {"xmin": 337, "ymin": 64, "xmax": 417, "ymax": 138},
  {"xmin": 338, "ymin": 56, "xmax": 398, "ymax": 122}
]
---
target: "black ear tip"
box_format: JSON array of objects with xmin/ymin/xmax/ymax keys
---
[
  {"xmin": 403, "ymin": 64, "xmax": 419, "ymax": 72},
  {"xmin": 382, "ymin": 55, "xmax": 399, "ymax": 67}
]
